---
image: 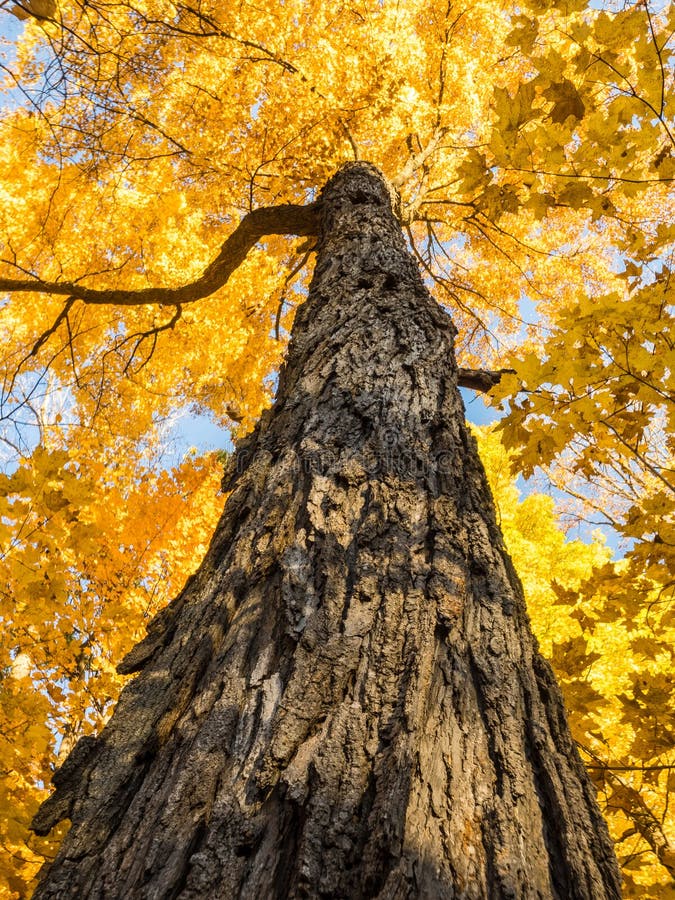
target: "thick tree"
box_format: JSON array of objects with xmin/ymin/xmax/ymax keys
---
[
  {"xmin": 29, "ymin": 163, "xmax": 621, "ymax": 898},
  {"xmin": 0, "ymin": 0, "xmax": 673, "ymax": 895}
]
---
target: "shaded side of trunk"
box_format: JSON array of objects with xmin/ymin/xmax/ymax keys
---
[{"xmin": 33, "ymin": 163, "xmax": 621, "ymax": 899}]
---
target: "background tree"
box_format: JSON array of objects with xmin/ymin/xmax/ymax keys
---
[{"xmin": 0, "ymin": 0, "xmax": 672, "ymax": 895}]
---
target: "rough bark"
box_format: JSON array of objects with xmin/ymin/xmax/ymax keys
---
[{"xmin": 32, "ymin": 163, "xmax": 621, "ymax": 899}]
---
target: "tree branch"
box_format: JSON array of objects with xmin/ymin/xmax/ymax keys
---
[
  {"xmin": 580, "ymin": 743, "xmax": 675, "ymax": 882},
  {"xmin": 609, "ymin": 777, "xmax": 675, "ymax": 881},
  {"xmin": 457, "ymin": 367, "xmax": 515, "ymax": 393},
  {"xmin": 0, "ymin": 202, "xmax": 320, "ymax": 308},
  {"xmin": 391, "ymin": 127, "xmax": 447, "ymax": 189}
]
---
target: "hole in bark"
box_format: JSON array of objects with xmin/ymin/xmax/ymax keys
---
[
  {"xmin": 357, "ymin": 277, "xmax": 373, "ymax": 290},
  {"xmin": 350, "ymin": 188, "xmax": 372, "ymax": 204},
  {"xmin": 435, "ymin": 618, "xmax": 451, "ymax": 643},
  {"xmin": 133, "ymin": 738, "xmax": 158, "ymax": 768},
  {"xmin": 383, "ymin": 273, "xmax": 398, "ymax": 291},
  {"xmin": 235, "ymin": 823, "xmax": 265, "ymax": 857}
]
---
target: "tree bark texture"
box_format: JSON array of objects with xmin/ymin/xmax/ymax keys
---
[{"xmin": 32, "ymin": 163, "xmax": 621, "ymax": 899}]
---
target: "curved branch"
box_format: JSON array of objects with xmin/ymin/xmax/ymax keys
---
[{"xmin": 0, "ymin": 202, "xmax": 321, "ymax": 307}]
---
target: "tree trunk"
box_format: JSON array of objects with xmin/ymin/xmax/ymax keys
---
[{"xmin": 32, "ymin": 163, "xmax": 621, "ymax": 899}]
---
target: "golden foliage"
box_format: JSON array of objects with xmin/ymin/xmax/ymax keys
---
[
  {"xmin": 0, "ymin": 439, "xmax": 223, "ymax": 895},
  {"xmin": 477, "ymin": 427, "xmax": 675, "ymax": 899},
  {"xmin": 0, "ymin": 0, "xmax": 672, "ymax": 894}
]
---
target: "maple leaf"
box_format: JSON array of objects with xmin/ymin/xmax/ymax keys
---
[{"xmin": 544, "ymin": 79, "xmax": 586, "ymax": 124}]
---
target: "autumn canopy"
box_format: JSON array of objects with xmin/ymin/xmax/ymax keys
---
[{"xmin": 0, "ymin": 0, "xmax": 673, "ymax": 896}]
